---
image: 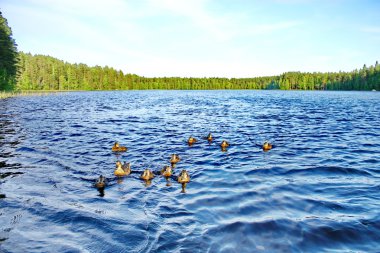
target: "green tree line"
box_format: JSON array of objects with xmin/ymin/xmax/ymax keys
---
[
  {"xmin": 16, "ymin": 52, "xmax": 380, "ymax": 91},
  {"xmin": 0, "ymin": 11, "xmax": 18, "ymax": 90}
]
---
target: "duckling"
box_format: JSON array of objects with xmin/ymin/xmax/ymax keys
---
[
  {"xmin": 262, "ymin": 141, "xmax": 273, "ymax": 151},
  {"xmin": 170, "ymin": 154, "xmax": 180, "ymax": 165},
  {"xmin": 206, "ymin": 133, "xmax": 213, "ymax": 142},
  {"xmin": 95, "ymin": 175, "xmax": 107, "ymax": 189},
  {"xmin": 141, "ymin": 169, "xmax": 154, "ymax": 181},
  {"xmin": 220, "ymin": 140, "xmax": 229, "ymax": 149},
  {"xmin": 178, "ymin": 170, "xmax": 190, "ymax": 193},
  {"xmin": 112, "ymin": 142, "xmax": 127, "ymax": 152},
  {"xmin": 161, "ymin": 165, "xmax": 173, "ymax": 177},
  {"xmin": 114, "ymin": 161, "xmax": 131, "ymax": 177},
  {"xmin": 188, "ymin": 136, "xmax": 197, "ymax": 146}
]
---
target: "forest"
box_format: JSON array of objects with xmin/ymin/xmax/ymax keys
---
[
  {"xmin": 0, "ymin": 11, "xmax": 18, "ymax": 91},
  {"xmin": 16, "ymin": 52, "xmax": 380, "ymax": 91},
  {"xmin": 1, "ymin": 11, "xmax": 380, "ymax": 92}
]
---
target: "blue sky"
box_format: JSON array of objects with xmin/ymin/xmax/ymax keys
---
[{"xmin": 1, "ymin": 0, "xmax": 380, "ymax": 77}]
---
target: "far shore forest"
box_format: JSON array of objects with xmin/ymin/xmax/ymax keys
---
[{"xmin": 1, "ymin": 11, "xmax": 380, "ymax": 92}]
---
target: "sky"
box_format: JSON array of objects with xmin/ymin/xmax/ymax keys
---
[{"xmin": 1, "ymin": 0, "xmax": 380, "ymax": 77}]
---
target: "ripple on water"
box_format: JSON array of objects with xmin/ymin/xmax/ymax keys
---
[{"xmin": 0, "ymin": 90, "xmax": 380, "ymax": 252}]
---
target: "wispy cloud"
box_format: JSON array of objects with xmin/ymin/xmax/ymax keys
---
[
  {"xmin": 2, "ymin": 0, "xmax": 379, "ymax": 77},
  {"xmin": 361, "ymin": 26, "xmax": 380, "ymax": 34}
]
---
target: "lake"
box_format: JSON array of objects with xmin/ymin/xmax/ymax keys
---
[{"xmin": 1, "ymin": 90, "xmax": 380, "ymax": 252}]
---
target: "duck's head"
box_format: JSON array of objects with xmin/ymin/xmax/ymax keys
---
[
  {"xmin": 114, "ymin": 142, "xmax": 120, "ymax": 148},
  {"xmin": 161, "ymin": 165, "xmax": 172, "ymax": 177},
  {"xmin": 95, "ymin": 175, "xmax": 107, "ymax": 189},
  {"xmin": 220, "ymin": 140, "xmax": 229, "ymax": 148},
  {"xmin": 141, "ymin": 169, "xmax": 154, "ymax": 181},
  {"xmin": 115, "ymin": 160, "xmax": 122, "ymax": 168}
]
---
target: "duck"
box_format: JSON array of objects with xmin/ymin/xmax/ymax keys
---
[
  {"xmin": 262, "ymin": 141, "xmax": 273, "ymax": 151},
  {"xmin": 170, "ymin": 154, "xmax": 180, "ymax": 165},
  {"xmin": 112, "ymin": 142, "xmax": 127, "ymax": 152},
  {"xmin": 178, "ymin": 170, "xmax": 190, "ymax": 193},
  {"xmin": 206, "ymin": 133, "xmax": 213, "ymax": 142},
  {"xmin": 141, "ymin": 169, "xmax": 154, "ymax": 181},
  {"xmin": 114, "ymin": 161, "xmax": 131, "ymax": 177},
  {"xmin": 188, "ymin": 136, "xmax": 197, "ymax": 146},
  {"xmin": 161, "ymin": 165, "xmax": 173, "ymax": 177},
  {"xmin": 95, "ymin": 175, "xmax": 107, "ymax": 189},
  {"xmin": 220, "ymin": 140, "xmax": 229, "ymax": 149}
]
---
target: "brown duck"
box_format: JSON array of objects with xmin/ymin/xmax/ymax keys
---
[
  {"xmin": 188, "ymin": 136, "xmax": 197, "ymax": 146},
  {"xmin": 262, "ymin": 141, "xmax": 273, "ymax": 151},
  {"xmin": 206, "ymin": 133, "xmax": 213, "ymax": 142},
  {"xmin": 114, "ymin": 161, "xmax": 131, "ymax": 177},
  {"xmin": 112, "ymin": 142, "xmax": 127, "ymax": 152},
  {"xmin": 220, "ymin": 140, "xmax": 229, "ymax": 149},
  {"xmin": 170, "ymin": 154, "xmax": 180, "ymax": 165},
  {"xmin": 141, "ymin": 169, "xmax": 155, "ymax": 181},
  {"xmin": 95, "ymin": 175, "xmax": 107, "ymax": 189},
  {"xmin": 161, "ymin": 165, "xmax": 173, "ymax": 177},
  {"xmin": 178, "ymin": 169, "xmax": 190, "ymax": 192}
]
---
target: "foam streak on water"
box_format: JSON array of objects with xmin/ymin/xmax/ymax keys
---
[{"xmin": 1, "ymin": 90, "xmax": 380, "ymax": 252}]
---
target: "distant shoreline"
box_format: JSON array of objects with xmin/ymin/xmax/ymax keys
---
[{"xmin": 1, "ymin": 89, "xmax": 378, "ymax": 100}]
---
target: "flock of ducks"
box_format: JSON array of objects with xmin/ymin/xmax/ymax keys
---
[{"xmin": 95, "ymin": 132, "xmax": 273, "ymax": 195}]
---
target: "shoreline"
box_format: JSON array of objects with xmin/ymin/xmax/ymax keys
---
[
  {"xmin": 0, "ymin": 90, "xmax": 67, "ymax": 99},
  {"xmin": 1, "ymin": 89, "xmax": 377, "ymax": 100}
]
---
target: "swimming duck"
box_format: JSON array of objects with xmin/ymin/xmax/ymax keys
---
[
  {"xmin": 112, "ymin": 142, "xmax": 127, "ymax": 152},
  {"xmin": 206, "ymin": 133, "xmax": 213, "ymax": 142},
  {"xmin": 114, "ymin": 161, "xmax": 131, "ymax": 177},
  {"xmin": 161, "ymin": 165, "xmax": 173, "ymax": 177},
  {"xmin": 220, "ymin": 140, "xmax": 229, "ymax": 149},
  {"xmin": 141, "ymin": 169, "xmax": 155, "ymax": 181},
  {"xmin": 95, "ymin": 175, "xmax": 107, "ymax": 189},
  {"xmin": 188, "ymin": 136, "xmax": 197, "ymax": 146},
  {"xmin": 178, "ymin": 170, "xmax": 190, "ymax": 193},
  {"xmin": 262, "ymin": 141, "xmax": 273, "ymax": 151},
  {"xmin": 170, "ymin": 154, "xmax": 180, "ymax": 165}
]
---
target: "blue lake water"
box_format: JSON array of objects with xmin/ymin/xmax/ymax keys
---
[{"xmin": 0, "ymin": 90, "xmax": 380, "ymax": 252}]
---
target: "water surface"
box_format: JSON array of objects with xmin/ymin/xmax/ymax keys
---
[{"xmin": 1, "ymin": 90, "xmax": 380, "ymax": 252}]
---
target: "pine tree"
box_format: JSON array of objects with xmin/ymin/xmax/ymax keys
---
[{"xmin": 0, "ymin": 11, "xmax": 18, "ymax": 90}]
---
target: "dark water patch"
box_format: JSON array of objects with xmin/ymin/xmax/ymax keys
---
[
  {"xmin": 299, "ymin": 218, "xmax": 380, "ymax": 252},
  {"xmin": 284, "ymin": 166, "xmax": 373, "ymax": 177},
  {"xmin": 0, "ymin": 161, "xmax": 22, "ymax": 170},
  {"xmin": 0, "ymin": 172, "xmax": 24, "ymax": 179}
]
